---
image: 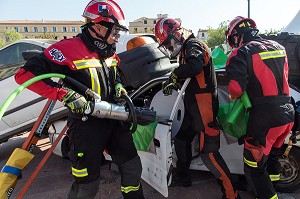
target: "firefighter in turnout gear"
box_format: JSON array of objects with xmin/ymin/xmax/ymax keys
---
[
  {"xmin": 154, "ymin": 18, "xmax": 239, "ymax": 199},
  {"xmin": 225, "ymin": 16, "xmax": 295, "ymax": 199},
  {"xmin": 14, "ymin": 0, "xmax": 144, "ymax": 198}
]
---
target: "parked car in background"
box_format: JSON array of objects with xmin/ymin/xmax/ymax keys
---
[{"xmin": 0, "ymin": 39, "xmax": 65, "ymax": 143}]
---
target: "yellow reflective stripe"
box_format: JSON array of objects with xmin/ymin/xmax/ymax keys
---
[
  {"xmin": 74, "ymin": 59, "xmax": 102, "ymax": 69},
  {"xmin": 271, "ymin": 193, "xmax": 278, "ymax": 199},
  {"xmin": 243, "ymin": 157, "xmax": 258, "ymax": 168},
  {"xmin": 121, "ymin": 184, "xmax": 140, "ymax": 193},
  {"xmin": 105, "ymin": 58, "xmax": 118, "ymax": 67},
  {"xmin": 258, "ymin": 50, "xmax": 285, "ymax": 60},
  {"xmin": 73, "ymin": 58, "xmax": 118, "ymax": 69},
  {"xmin": 88, "ymin": 68, "xmax": 100, "ymax": 94},
  {"xmin": 71, "ymin": 167, "xmax": 88, "ymax": 177},
  {"xmin": 114, "ymin": 67, "xmax": 117, "ymax": 80},
  {"xmin": 269, "ymin": 174, "xmax": 280, "ymax": 181}
]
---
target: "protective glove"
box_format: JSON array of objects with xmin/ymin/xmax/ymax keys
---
[
  {"xmin": 115, "ymin": 83, "xmax": 127, "ymax": 98},
  {"xmin": 62, "ymin": 88, "xmax": 90, "ymax": 114},
  {"xmin": 162, "ymin": 72, "xmax": 178, "ymax": 96}
]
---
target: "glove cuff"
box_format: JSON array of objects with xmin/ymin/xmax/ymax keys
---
[
  {"xmin": 115, "ymin": 83, "xmax": 123, "ymax": 89},
  {"xmin": 58, "ymin": 87, "xmax": 69, "ymax": 102}
]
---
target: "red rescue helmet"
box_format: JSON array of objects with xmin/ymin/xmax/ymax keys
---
[
  {"xmin": 83, "ymin": 0, "xmax": 128, "ymax": 31},
  {"xmin": 226, "ymin": 16, "xmax": 257, "ymax": 47},
  {"xmin": 154, "ymin": 18, "xmax": 181, "ymax": 47}
]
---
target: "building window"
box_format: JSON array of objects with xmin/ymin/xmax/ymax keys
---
[
  {"xmin": 14, "ymin": 27, "xmax": 19, "ymax": 32},
  {"xmin": 153, "ymin": 20, "xmax": 156, "ymax": 24},
  {"xmin": 62, "ymin": 27, "xmax": 67, "ymax": 32},
  {"xmin": 134, "ymin": 28, "xmax": 137, "ymax": 33},
  {"xmin": 151, "ymin": 28, "xmax": 154, "ymax": 33},
  {"xmin": 24, "ymin": 27, "xmax": 28, "ymax": 32},
  {"xmin": 202, "ymin": 32, "xmax": 205, "ymax": 37},
  {"xmin": 34, "ymin": 27, "xmax": 38, "ymax": 32},
  {"xmin": 52, "ymin": 27, "xmax": 57, "ymax": 32},
  {"xmin": 144, "ymin": 27, "xmax": 148, "ymax": 33},
  {"xmin": 144, "ymin": 20, "xmax": 147, "ymax": 24},
  {"xmin": 43, "ymin": 27, "xmax": 47, "ymax": 33},
  {"xmin": 71, "ymin": 27, "xmax": 76, "ymax": 32}
]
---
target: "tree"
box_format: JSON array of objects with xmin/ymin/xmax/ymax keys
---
[
  {"xmin": 33, "ymin": 32, "xmax": 58, "ymax": 39},
  {"xmin": 0, "ymin": 39, "xmax": 5, "ymax": 48},
  {"xmin": 4, "ymin": 29, "xmax": 23, "ymax": 43},
  {"xmin": 263, "ymin": 28, "xmax": 282, "ymax": 35},
  {"xmin": 205, "ymin": 21, "xmax": 228, "ymax": 48}
]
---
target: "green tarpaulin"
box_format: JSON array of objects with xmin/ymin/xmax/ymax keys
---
[
  {"xmin": 217, "ymin": 92, "xmax": 252, "ymax": 138},
  {"xmin": 212, "ymin": 47, "xmax": 228, "ymax": 69},
  {"xmin": 132, "ymin": 122, "xmax": 157, "ymax": 151}
]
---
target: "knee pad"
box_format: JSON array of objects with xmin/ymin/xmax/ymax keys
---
[{"xmin": 119, "ymin": 156, "xmax": 142, "ymax": 186}]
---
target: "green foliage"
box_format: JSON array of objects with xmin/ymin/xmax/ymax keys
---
[
  {"xmin": 0, "ymin": 29, "xmax": 23, "ymax": 48},
  {"xmin": 0, "ymin": 39, "xmax": 5, "ymax": 48},
  {"xmin": 4, "ymin": 29, "xmax": 23, "ymax": 43},
  {"xmin": 263, "ymin": 28, "xmax": 282, "ymax": 35},
  {"xmin": 33, "ymin": 32, "xmax": 58, "ymax": 39},
  {"xmin": 205, "ymin": 21, "xmax": 228, "ymax": 48}
]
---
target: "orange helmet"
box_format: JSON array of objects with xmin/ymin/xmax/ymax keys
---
[
  {"xmin": 154, "ymin": 18, "xmax": 181, "ymax": 47},
  {"xmin": 226, "ymin": 16, "xmax": 257, "ymax": 47},
  {"xmin": 83, "ymin": 0, "xmax": 128, "ymax": 31}
]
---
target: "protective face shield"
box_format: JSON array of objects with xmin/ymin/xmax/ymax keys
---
[
  {"xmin": 109, "ymin": 25, "xmax": 127, "ymax": 40},
  {"xmin": 158, "ymin": 37, "xmax": 182, "ymax": 58}
]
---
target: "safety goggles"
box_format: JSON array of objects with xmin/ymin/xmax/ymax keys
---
[{"xmin": 110, "ymin": 26, "xmax": 122, "ymax": 39}]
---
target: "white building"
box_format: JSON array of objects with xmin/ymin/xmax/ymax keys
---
[{"xmin": 128, "ymin": 14, "xmax": 192, "ymax": 37}]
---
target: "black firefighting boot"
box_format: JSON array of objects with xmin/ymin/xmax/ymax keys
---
[
  {"xmin": 170, "ymin": 160, "xmax": 192, "ymax": 187},
  {"xmin": 221, "ymin": 193, "xmax": 241, "ymax": 199}
]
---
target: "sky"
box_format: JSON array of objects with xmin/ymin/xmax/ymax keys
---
[{"xmin": 0, "ymin": 0, "xmax": 299, "ymax": 34}]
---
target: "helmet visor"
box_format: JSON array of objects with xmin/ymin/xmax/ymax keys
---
[
  {"xmin": 110, "ymin": 26, "xmax": 127, "ymax": 40},
  {"xmin": 158, "ymin": 38, "xmax": 182, "ymax": 58}
]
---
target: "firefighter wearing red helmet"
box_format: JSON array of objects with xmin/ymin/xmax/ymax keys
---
[
  {"xmin": 15, "ymin": 0, "xmax": 145, "ymax": 198},
  {"xmin": 154, "ymin": 18, "xmax": 239, "ymax": 199},
  {"xmin": 225, "ymin": 16, "xmax": 295, "ymax": 199}
]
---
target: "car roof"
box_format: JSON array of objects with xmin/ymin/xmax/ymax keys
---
[
  {"xmin": 0, "ymin": 35, "xmax": 157, "ymax": 54},
  {"xmin": 0, "ymin": 38, "xmax": 58, "ymax": 51}
]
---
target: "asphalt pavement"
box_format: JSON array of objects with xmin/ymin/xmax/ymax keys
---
[{"xmin": 0, "ymin": 132, "xmax": 299, "ymax": 199}]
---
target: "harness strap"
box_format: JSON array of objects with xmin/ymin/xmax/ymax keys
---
[{"xmin": 251, "ymin": 96, "xmax": 291, "ymax": 106}]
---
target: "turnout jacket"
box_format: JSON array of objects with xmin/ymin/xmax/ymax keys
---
[
  {"xmin": 173, "ymin": 34, "xmax": 217, "ymax": 95},
  {"xmin": 225, "ymin": 37, "xmax": 290, "ymax": 102},
  {"xmin": 15, "ymin": 36, "xmax": 122, "ymax": 103}
]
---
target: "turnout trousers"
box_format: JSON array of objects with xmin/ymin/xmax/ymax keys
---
[
  {"xmin": 66, "ymin": 117, "xmax": 144, "ymax": 199},
  {"xmin": 174, "ymin": 92, "xmax": 238, "ymax": 199},
  {"xmin": 243, "ymin": 102, "xmax": 294, "ymax": 199}
]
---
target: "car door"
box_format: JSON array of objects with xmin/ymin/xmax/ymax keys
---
[{"xmin": 134, "ymin": 78, "xmax": 188, "ymax": 197}]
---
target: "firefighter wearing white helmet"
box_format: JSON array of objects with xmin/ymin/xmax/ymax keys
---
[{"xmin": 15, "ymin": 0, "xmax": 145, "ymax": 198}]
